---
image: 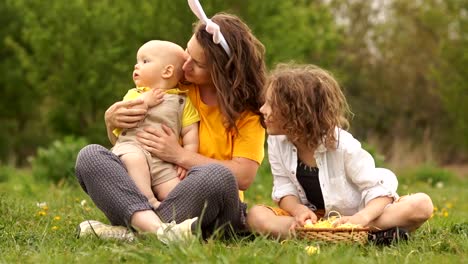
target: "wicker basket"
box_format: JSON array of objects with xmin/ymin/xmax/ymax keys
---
[{"xmin": 295, "ymin": 227, "xmax": 370, "ymax": 245}]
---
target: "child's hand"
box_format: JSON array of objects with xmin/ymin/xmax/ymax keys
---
[
  {"xmin": 175, "ymin": 165, "xmax": 188, "ymax": 180},
  {"xmin": 332, "ymin": 213, "xmax": 370, "ymax": 227},
  {"xmin": 294, "ymin": 209, "xmax": 318, "ymax": 227}
]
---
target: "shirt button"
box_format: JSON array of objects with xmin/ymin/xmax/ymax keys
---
[
  {"xmin": 292, "ymin": 149, "xmax": 296, "ymax": 152},
  {"xmin": 291, "ymin": 171, "xmax": 295, "ymax": 174},
  {"xmin": 122, "ymin": 131, "xmax": 127, "ymax": 136}
]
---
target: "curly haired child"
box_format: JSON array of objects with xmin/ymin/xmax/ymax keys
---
[{"xmin": 247, "ymin": 63, "xmax": 433, "ymax": 245}]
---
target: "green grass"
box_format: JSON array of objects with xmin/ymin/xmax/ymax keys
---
[{"xmin": 0, "ymin": 163, "xmax": 467, "ymax": 263}]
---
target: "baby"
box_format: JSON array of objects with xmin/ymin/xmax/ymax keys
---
[{"xmin": 111, "ymin": 40, "xmax": 199, "ymax": 208}]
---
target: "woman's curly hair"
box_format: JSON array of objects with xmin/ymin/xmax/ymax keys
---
[
  {"xmin": 265, "ymin": 63, "xmax": 351, "ymax": 150},
  {"xmin": 193, "ymin": 13, "xmax": 266, "ymax": 131}
]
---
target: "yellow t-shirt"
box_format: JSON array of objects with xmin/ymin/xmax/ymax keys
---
[
  {"xmin": 113, "ymin": 87, "xmax": 199, "ymax": 137},
  {"xmin": 183, "ymin": 83, "xmax": 265, "ymax": 201}
]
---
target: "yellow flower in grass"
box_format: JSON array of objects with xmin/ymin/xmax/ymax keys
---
[
  {"xmin": 433, "ymin": 206, "xmax": 438, "ymax": 212},
  {"xmin": 305, "ymin": 245, "xmax": 320, "ymax": 255},
  {"xmin": 446, "ymin": 202, "xmax": 453, "ymax": 209},
  {"xmin": 37, "ymin": 210, "xmax": 47, "ymax": 216},
  {"xmin": 53, "ymin": 216, "xmax": 61, "ymax": 221},
  {"xmin": 51, "ymin": 226, "xmax": 59, "ymax": 231},
  {"xmin": 443, "ymin": 211, "xmax": 449, "ymax": 217}
]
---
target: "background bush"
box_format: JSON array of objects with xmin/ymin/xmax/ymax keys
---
[{"xmin": 29, "ymin": 136, "xmax": 89, "ymax": 184}]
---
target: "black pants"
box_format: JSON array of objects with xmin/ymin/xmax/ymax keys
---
[{"xmin": 75, "ymin": 144, "xmax": 246, "ymax": 235}]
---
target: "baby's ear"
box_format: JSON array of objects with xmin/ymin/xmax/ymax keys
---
[{"xmin": 162, "ymin": 65, "xmax": 174, "ymax": 78}]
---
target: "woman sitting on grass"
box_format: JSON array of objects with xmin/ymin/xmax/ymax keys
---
[{"xmin": 247, "ymin": 63, "xmax": 434, "ymax": 245}]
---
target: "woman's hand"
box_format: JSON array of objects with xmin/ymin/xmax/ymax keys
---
[
  {"xmin": 105, "ymin": 99, "xmax": 147, "ymax": 130},
  {"xmin": 137, "ymin": 124, "xmax": 184, "ymax": 164}
]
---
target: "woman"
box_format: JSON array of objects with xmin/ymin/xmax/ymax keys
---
[
  {"xmin": 247, "ymin": 64, "xmax": 433, "ymax": 245},
  {"xmin": 75, "ymin": 12, "xmax": 266, "ymax": 243}
]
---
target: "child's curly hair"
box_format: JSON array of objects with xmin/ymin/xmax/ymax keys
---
[{"xmin": 265, "ymin": 63, "xmax": 351, "ymax": 150}]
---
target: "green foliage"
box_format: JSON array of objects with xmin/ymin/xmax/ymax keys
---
[
  {"xmin": 330, "ymin": 0, "xmax": 468, "ymax": 160},
  {"xmin": 361, "ymin": 142, "xmax": 386, "ymax": 167},
  {"xmin": 245, "ymin": 149, "xmax": 274, "ymax": 206},
  {"xmin": 0, "ymin": 0, "xmax": 341, "ymax": 165},
  {"xmin": 0, "ymin": 0, "xmax": 466, "ymax": 165},
  {"xmin": 0, "ymin": 165, "xmax": 14, "ymax": 183},
  {"xmin": 399, "ymin": 164, "xmax": 458, "ymax": 187},
  {"xmin": 29, "ymin": 136, "xmax": 88, "ymax": 184},
  {"xmin": 412, "ymin": 165, "xmax": 457, "ymax": 186}
]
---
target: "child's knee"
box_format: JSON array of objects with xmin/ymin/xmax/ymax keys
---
[
  {"xmin": 408, "ymin": 193, "xmax": 433, "ymax": 221},
  {"xmin": 247, "ymin": 206, "xmax": 271, "ymax": 229}
]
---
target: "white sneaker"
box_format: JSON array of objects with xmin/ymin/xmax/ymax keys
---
[
  {"xmin": 156, "ymin": 217, "xmax": 198, "ymax": 244},
  {"xmin": 77, "ymin": 220, "xmax": 135, "ymax": 241}
]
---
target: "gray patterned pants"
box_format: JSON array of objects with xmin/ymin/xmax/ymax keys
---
[{"xmin": 75, "ymin": 144, "xmax": 247, "ymax": 236}]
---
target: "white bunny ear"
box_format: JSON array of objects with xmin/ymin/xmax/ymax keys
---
[
  {"xmin": 188, "ymin": 0, "xmax": 208, "ymax": 21},
  {"xmin": 187, "ymin": 0, "xmax": 231, "ymax": 56}
]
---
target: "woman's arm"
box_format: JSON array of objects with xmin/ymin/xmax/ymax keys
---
[
  {"xmin": 137, "ymin": 125, "xmax": 258, "ymax": 190},
  {"xmin": 104, "ymin": 89, "xmax": 165, "ymax": 145},
  {"xmin": 104, "ymin": 99, "xmax": 147, "ymax": 144}
]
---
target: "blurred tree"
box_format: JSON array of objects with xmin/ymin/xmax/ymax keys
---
[
  {"xmin": 3, "ymin": 0, "xmax": 340, "ymax": 165},
  {"xmin": 329, "ymin": 0, "xmax": 468, "ymax": 162},
  {"xmin": 233, "ymin": 0, "xmax": 341, "ymax": 68},
  {"xmin": 6, "ymin": 0, "xmax": 194, "ymax": 155},
  {"xmin": 4, "ymin": 0, "xmax": 464, "ymax": 165},
  {"xmin": 432, "ymin": 0, "xmax": 468, "ymax": 158},
  {"xmin": 0, "ymin": 1, "xmax": 45, "ymax": 165}
]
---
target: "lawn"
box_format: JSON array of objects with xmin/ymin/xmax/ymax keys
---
[{"xmin": 0, "ymin": 161, "xmax": 466, "ymax": 263}]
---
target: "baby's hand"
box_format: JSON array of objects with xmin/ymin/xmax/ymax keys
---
[
  {"xmin": 145, "ymin": 89, "xmax": 165, "ymax": 108},
  {"xmin": 175, "ymin": 165, "xmax": 188, "ymax": 180}
]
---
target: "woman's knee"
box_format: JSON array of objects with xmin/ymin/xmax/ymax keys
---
[
  {"xmin": 192, "ymin": 163, "xmax": 236, "ymax": 189},
  {"xmin": 76, "ymin": 144, "xmax": 105, "ymax": 166},
  {"xmin": 75, "ymin": 144, "xmax": 109, "ymax": 178}
]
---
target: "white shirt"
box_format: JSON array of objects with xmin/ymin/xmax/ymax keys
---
[{"xmin": 269, "ymin": 129, "xmax": 399, "ymax": 216}]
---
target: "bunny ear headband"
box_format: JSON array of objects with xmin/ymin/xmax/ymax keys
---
[{"xmin": 187, "ymin": 0, "xmax": 231, "ymax": 56}]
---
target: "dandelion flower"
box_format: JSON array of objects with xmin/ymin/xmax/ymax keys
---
[
  {"xmin": 54, "ymin": 216, "xmax": 61, "ymax": 221},
  {"xmin": 37, "ymin": 211, "xmax": 47, "ymax": 216},
  {"xmin": 305, "ymin": 245, "xmax": 320, "ymax": 255},
  {"xmin": 80, "ymin": 200, "xmax": 87, "ymax": 207},
  {"xmin": 52, "ymin": 226, "xmax": 59, "ymax": 231},
  {"xmin": 443, "ymin": 211, "xmax": 448, "ymax": 217},
  {"xmin": 446, "ymin": 202, "xmax": 453, "ymax": 209}
]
